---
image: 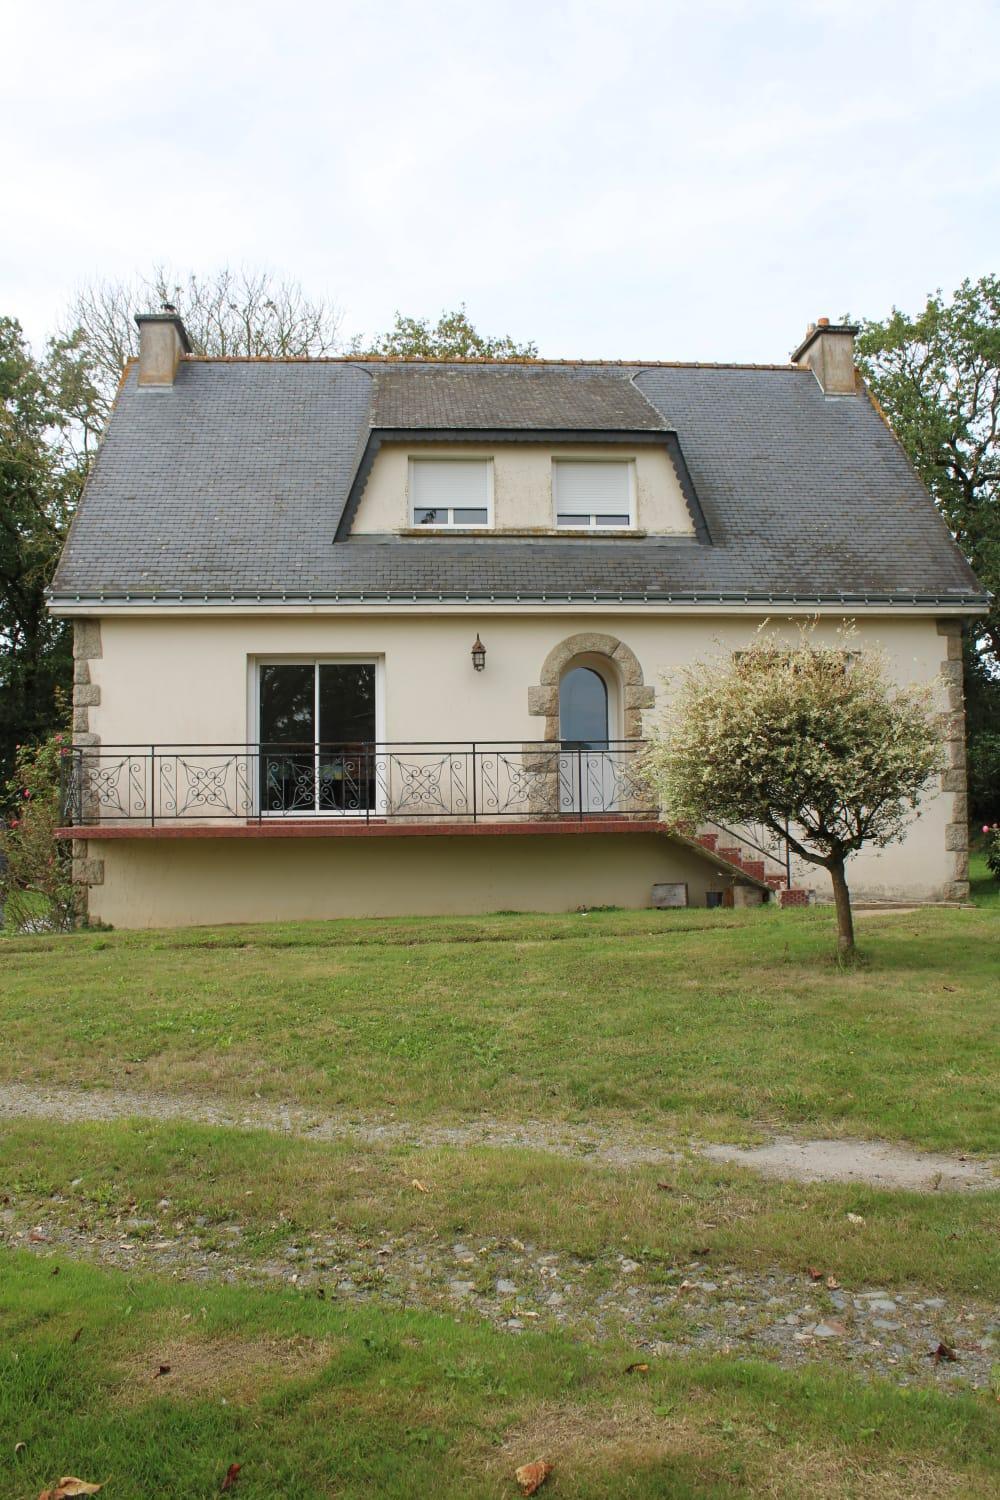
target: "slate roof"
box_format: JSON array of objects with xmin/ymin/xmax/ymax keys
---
[{"xmin": 49, "ymin": 357, "xmax": 987, "ymax": 607}]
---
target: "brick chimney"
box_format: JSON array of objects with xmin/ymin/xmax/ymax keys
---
[
  {"xmin": 134, "ymin": 303, "xmax": 192, "ymax": 386},
  {"xmin": 791, "ymin": 317, "xmax": 859, "ymax": 395}
]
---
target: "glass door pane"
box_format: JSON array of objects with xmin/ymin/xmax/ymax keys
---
[
  {"xmin": 318, "ymin": 664, "xmax": 377, "ymax": 812},
  {"xmin": 559, "ymin": 667, "xmax": 608, "ymax": 749},
  {"xmin": 559, "ymin": 667, "xmax": 612, "ymax": 814},
  {"xmin": 260, "ymin": 664, "xmax": 316, "ymax": 813}
]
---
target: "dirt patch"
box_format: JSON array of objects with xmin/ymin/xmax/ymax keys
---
[
  {"xmin": 118, "ymin": 1327, "xmax": 333, "ymax": 1404},
  {"xmin": 489, "ymin": 1400, "xmax": 972, "ymax": 1499},
  {"xmin": 488, "ymin": 1398, "xmax": 716, "ymax": 1486},
  {"xmin": 700, "ymin": 1138, "xmax": 997, "ymax": 1193}
]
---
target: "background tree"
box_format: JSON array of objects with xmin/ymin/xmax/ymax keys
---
[
  {"xmin": 856, "ymin": 277, "xmax": 1000, "ymax": 823},
  {"xmin": 0, "ymin": 318, "xmax": 83, "ymax": 789},
  {"xmin": 643, "ymin": 632, "xmax": 943, "ymax": 955},
  {"xmin": 353, "ymin": 304, "xmax": 537, "ymax": 360},
  {"xmin": 59, "ymin": 267, "xmax": 344, "ymax": 430}
]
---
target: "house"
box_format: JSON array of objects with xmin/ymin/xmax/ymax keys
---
[{"xmin": 49, "ymin": 310, "xmax": 986, "ymax": 928}]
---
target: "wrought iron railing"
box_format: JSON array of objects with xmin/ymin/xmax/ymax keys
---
[{"xmin": 59, "ymin": 742, "xmax": 657, "ymax": 826}]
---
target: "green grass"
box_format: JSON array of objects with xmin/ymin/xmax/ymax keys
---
[
  {"xmin": 2, "ymin": 905, "xmax": 998, "ymax": 1151},
  {"xmin": 970, "ymin": 847, "xmax": 1000, "ymax": 909},
  {"xmin": 2, "ymin": 903, "xmax": 998, "ymax": 1495},
  {"xmin": 2, "ymin": 1252, "xmax": 997, "ymax": 1500},
  {"xmin": 2, "ymin": 1117, "xmax": 997, "ymax": 1295}
]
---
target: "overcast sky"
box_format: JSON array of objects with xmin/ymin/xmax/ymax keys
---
[{"xmin": 5, "ymin": 0, "xmax": 998, "ymax": 362}]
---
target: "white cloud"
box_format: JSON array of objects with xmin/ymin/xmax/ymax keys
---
[{"xmin": 4, "ymin": 0, "xmax": 998, "ymax": 360}]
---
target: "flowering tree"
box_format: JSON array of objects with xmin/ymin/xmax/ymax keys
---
[
  {"xmin": 0, "ymin": 735, "xmax": 75, "ymax": 931},
  {"xmin": 643, "ymin": 631, "xmax": 944, "ymax": 955}
]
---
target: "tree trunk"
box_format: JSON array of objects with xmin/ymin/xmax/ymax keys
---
[{"xmin": 828, "ymin": 857, "xmax": 855, "ymax": 956}]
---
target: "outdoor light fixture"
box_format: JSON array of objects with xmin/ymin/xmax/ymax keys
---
[{"xmin": 471, "ymin": 634, "xmax": 486, "ymax": 671}]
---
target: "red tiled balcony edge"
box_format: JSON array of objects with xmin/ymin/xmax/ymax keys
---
[{"xmin": 55, "ymin": 817, "xmax": 670, "ymax": 842}]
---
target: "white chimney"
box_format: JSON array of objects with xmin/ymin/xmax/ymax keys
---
[
  {"xmin": 791, "ymin": 317, "xmax": 859, "ymax": 395},
  {"xmin": 134, "ymin": 304, "xmax": 192, "ymax": 387}
]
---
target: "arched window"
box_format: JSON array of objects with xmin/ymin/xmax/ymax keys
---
[{"xmin": 559, "ymin": 666, "xmax": 609, "ymax": 748}]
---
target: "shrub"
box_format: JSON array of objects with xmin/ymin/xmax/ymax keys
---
[
  {"xmin": 984, "ymin": 824, "xmax": 1000, "ymax": 883},
  {"xmin": 0, "ymin": 736, "xmax": 76, "ymax": 932}
]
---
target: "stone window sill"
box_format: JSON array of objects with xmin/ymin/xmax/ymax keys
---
[{"xmin": 398, "ymin": 527, "xmax": 649, "ymax": 539}]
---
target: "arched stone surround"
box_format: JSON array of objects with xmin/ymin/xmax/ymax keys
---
[{"xmin": 527, "ymin": 632, "xmax": 655, "ymax": 742}]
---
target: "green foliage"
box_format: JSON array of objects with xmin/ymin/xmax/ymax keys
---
[
  {"xmin": 644, "ymin": 631, "xmax": 943, "ymax": 866},
  {"xmin": 968, "ymin": 732, "xmax": 1000, "ymax": 825},
  {"xmin": 643, "ymin": 630, "xmax": 943, "ymax": 950},
  {"xmin": 855, "ymin": 275, "xmax": 1000, "ymax": 668},
  {"xmin": 984, "ymin": 823, "xmax": 1000, "ymax": 881},
  {"xmin": 353, "ymin": 303, "xmax": 537, "ymax": 360},
  {"xmin": 0, "ymin": 317, "xmax": 83, "ymax": 786},
  {"xmin": 0, "ymin": 734, "xmax": 75, "ymax": 931}
]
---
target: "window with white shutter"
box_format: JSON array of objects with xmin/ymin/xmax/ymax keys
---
[
  {"xmin": 409, "ymin": 458, "xmax": 492, "ymax": 528},
  {"xmin": 553, "ymin": 460, "xmax": 634, "ymax": 529}
]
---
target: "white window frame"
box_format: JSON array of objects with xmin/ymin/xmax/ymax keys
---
[
  {"xmin": 552, "ymin": 457, "xmax": 636, "ymax": 530},
  {"xmin": 408, "ymin": 455, "xmax": 494, "ymax": 529},
  {"xmin": 250, "ymin": 656, "xmax": 386, "ymax": 817}
]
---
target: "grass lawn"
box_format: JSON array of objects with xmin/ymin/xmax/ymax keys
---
[
  {"xmin": 2, "ymin": 903, "xmax": 997, "ymax": 1150},
  {"xmin": 3, "ymin": 1253, "xmax": 998, "ymax": 1500},
  {"xmin": 1, "ymin": 893, "xmax": 998, "ymax": 1496}
]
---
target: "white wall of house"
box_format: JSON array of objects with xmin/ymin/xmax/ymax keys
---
[
  {"xmin": 73, "ymin": 606, "xmax": 963, "ymax": 919},
  {"xmin": 352, "ymin": 443, "xmax": 695, "ymax": 534}
]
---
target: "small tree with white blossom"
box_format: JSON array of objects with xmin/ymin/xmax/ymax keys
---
[{"xmin": 643, "ymin": 631, "xmax": 944, "ymax": 955}]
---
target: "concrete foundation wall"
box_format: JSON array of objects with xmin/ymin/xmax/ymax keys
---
[{"xmin": 86, "ymin": 833, "xmax": 722, "ymax": 929}]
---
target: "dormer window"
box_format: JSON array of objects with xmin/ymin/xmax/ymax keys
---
[
  {"xmin": 553, "ymin": 459, "xmax": 634, "ymax": 529},
  {"xmin": 410, "ymin": 457, "xmax": 492, "ymax": 528}
]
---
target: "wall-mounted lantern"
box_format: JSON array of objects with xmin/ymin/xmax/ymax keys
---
[{"xmin": 471, "ymin": 634, "xmax": 486, "ymax": 672}]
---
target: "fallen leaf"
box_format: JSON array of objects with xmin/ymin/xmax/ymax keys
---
[
  {"xmin": 678, "ymin": 1278, "xmax": 697, "ymax": 1291},
  {"xmin": 846, "ymin": 1213, "xmax": 865, "ymax": 1225},
  {"xmin": 930, "ymin": 1342, "xmax": 958, "ymax": 1364},
  {"xmin": 826, "ymin": 1276, "xmax": 840, "ymax": 1290},
  {"xmin": 70, "ymin": 1328, "xmax": 83, "ymax": 1345},
  {"xmin": 625, "ymin": 1362, "xmax": 650, "ymax": 1374},
  {"xmin": 29, "ymin": 1230, "xmax": 48, "ymax": 1243},
  {"xmin": 808, "ymin": 1266, "xmax": 823, "ymax": 1281},
  {"xmin": 38, "ymin": 1480, "xmax": 103, "ymax": 1499},
  {"xmin": 410, "ymin": 1180, "xmax": 429, "ymax": 1194},
  {"xmin": 15, "ymin": 1442, "xmax": 26, "ymax": 1455},
  {"xmin": 220, "ymin": 1462, "xmax": 241, "ymax": 1491},
  {"xmin": 515, "ymin": 1459, "xmax": 553, "ymax": 1495},
  {"xmin": 656, "ymin": 1182, "xmax": 676, "ymax": 1192}
]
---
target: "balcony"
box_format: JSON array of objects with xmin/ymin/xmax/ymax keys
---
[{"xmin": 59, "ymin": 741, "xmax": 657, "ymax": 830}]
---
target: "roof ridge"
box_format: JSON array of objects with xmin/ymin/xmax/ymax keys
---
[{"xmin": 175, "ymin": 354, "xmax": 804, "ymax": 372}]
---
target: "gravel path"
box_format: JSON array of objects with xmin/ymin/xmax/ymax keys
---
[
  {"xmin": 0, "ymin": 1083, "xmax": 995, "ymax": 1189},
  {"xmin": 6, "ymin": 1213, "xmax": 996, "ymax": 1392},
  {"xmin": 3, "ymin": 1082, "xmax": 996, "ymax": 1390}
]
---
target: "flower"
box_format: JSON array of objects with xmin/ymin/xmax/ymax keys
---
[{"xmin": 985, "ymin": 825, "xmax": 991, "ymax": 834}]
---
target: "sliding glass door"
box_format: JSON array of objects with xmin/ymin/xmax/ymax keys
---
[{"xmin": 259, "ymin": 661, "xmax": 378, "ymax": 814}]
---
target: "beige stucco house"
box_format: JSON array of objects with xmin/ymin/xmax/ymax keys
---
[{"xmin": 49, "ymin": 311, "xmax": 986, "ymax": 928}]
